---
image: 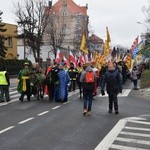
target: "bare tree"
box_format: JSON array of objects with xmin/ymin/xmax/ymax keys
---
[
  {"xmin": 44, "ymin": 12, "xmax": 67, "ymax": 57},
  {"xmin": 14, "ymin": 0, "xmax": 50, "ymax": 62},
  {"xmin": 0, "ymin": 11, "xmax": 7, "ymax": 58}
]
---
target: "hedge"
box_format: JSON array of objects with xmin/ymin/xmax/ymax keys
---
[{"xmin": 0, "ymin": 58, "xmax": 32, "ymax": 76}]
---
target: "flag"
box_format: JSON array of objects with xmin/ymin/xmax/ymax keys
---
[
  {"xmin": 69, "ymin": 51, "xmax": 77, "ymax": 68},
  {"xmin": 130, "ymin": 35, "xmax": 139, "ymax": 52},
  {"xmin": 125, "ymin": 53, "xmax": 132, "ymax": 70},
  {"xmin": 80, "ymin": 34, "xmax": 89, "ymax": 54},
  {"xmin": 103, "ymin": 27, "xmax": 111, "ymax": 55},
  {"xmin": 106, "ymin": 26, "xmax": 111, "ymax": 43},
  {"xmin": 63, "ymin": 56, "xmax": 70, "ymax": 68},
  {"xmin": 84, "ymin": 54, "xmax": 89, "ymax": 63},
  {"xmin": 79, "ymin": 52, "xmax": 85, "ymax": 65},
  {"xmin": 55, "ymin": 49, "xmax": 63, "ymax": 63},
  {"xmin": 132, "ymin": 40, "xmax": 143, "ymax": 59},
  {"xmin": 90, "ymin": 53, "xmax": 94, "ymax": 63}
]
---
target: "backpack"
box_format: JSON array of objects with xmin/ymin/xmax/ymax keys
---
[{"xmin": 85, "ymin": 72, "xmax": 94, "ymax": 83}]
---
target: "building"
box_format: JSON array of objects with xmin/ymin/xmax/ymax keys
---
[
  {"xmin": 0, "ymin": 23, "xmax": 17, "ymax": 59},
  {"xmin": 44, "ymin": 0, "xmax": 89, "ymax": 57},
  {"xmin": 89, "ymin": 34, "xmax": 104, "ymax": 54}
]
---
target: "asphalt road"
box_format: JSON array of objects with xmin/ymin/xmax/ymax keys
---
[{"xmin": 0, "ymin": 79, "xmax": 150, "ymax": 150}]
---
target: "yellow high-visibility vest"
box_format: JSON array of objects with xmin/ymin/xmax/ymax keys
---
[{"xmin": 0, "ymin": 71, "xmax": 8, "ymax": 85}]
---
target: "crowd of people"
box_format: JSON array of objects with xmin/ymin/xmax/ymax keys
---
[{"xmin": 0, "ymin": 60, "xmax": 147, "ymax": 116}]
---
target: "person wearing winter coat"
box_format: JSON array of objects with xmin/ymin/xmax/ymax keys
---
[
  {"xmin": 130, "ymin": 66, "xmax": 139, "ymax": 90},
  {"xmin": 80, "ymin": 64, "xmax": 96, "ymax": 116},
  {"xmin": 0, "ymin": 66, "xmax": 10, "ymax": 102},
  {"xmin": 101, "ymin": 62, "xmax": 122, "ymax": 114}
]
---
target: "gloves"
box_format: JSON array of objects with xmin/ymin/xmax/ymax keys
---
[{"xmin": 101, "ymin": 90, "xmax": 105, "ymax": 96}]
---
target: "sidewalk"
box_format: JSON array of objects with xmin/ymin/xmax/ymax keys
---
[{"xmin": 140, "ymin": 87, "xmax": 150, "ymax": 98}]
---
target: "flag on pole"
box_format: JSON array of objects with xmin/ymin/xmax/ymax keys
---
[
  {"xmin": 106, "ymin": 26, "xmax": 111, "ymax": 43},
  {"xmin": 55, "ymin": 49, "xmax": 63, "ymax": 63},
  {"xmin": 79, "ymin": 52, "xmax": 85, "ymax": 65},
  {"xmin": 63, "ymin": 56, "xmax": 70, "ymax": 68},
  {"xmin": 103, "ymin": 27, "xmax": 111, "ymax": 55},
  {"xmin": 69, "ymin": 51, "xmax": 77, "ymax": 68},
  {"xmin": 80, "ymin": 34, "xmax": 89, "ymax": 54},
  {"xmin": 132, "ymin": 40, "xmax": 143, "ymax": 59},
  {"xmin": 130, "ymin": 35, "xmax": 139, "ymax": 52}
]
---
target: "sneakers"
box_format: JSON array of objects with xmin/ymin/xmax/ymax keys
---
[
  {"xmin": 83, "ymin": 109, "xmax": 87, "ymax": 116},
  {"xmin": 86, "ymin": 111, "xmax": 92, "ymax": 116},
  {"xmin": 83, "ymin": 109, "xmax": 92, "ymax": 116}
]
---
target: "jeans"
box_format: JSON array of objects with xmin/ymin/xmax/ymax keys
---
[
  {"xmin": 108, "ymin": 93, "xmax": 118, "ymax": 111},
  {"xmin": 0, "ymin": 85, "xmax": 10, "ymax": 101},
  {"xmin": 133, "ymin": 79, "xmax": 138, "ymax": 88},
  {"xmin": 83, "ymin": 89, "xmax": 93, "ymax": 112}
]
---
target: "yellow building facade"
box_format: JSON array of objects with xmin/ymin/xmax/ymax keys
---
[{"xmin": 0, "ymin": 23, "xmax": 17, "ymax": 59}]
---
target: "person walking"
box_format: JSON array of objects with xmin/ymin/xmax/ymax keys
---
[
  {"xmin": 130, "ymin": 66, "xmax": 139, "ymax": 90},
  {"xmin": 68, "ymin": 62, "xmax": 78, "ymax": 92},
  {"xmin": 0, "ymin": 66, "xmax": 10, "ymax": 102},
  {"xmin": 101, "ymin": 62, "xmax": 122, "ymax": 114},
  {"xmin": 80, "ymin": 64, "xmax": 96, "ymax": 116},
  {"xmin": 17, "ymin": 62, "xmax": 31, "ymax": 102},
  {"xmin": 54, "ymin": 63, "xmax": 70, "ymax": 102}
]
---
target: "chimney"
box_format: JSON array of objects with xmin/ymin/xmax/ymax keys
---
[{"xmin": 48, "ymin": 0, "xmax": 52, "ymax": 9}]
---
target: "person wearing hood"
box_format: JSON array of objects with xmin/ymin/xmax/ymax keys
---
[
  {"xmin": 101, "ymin": 62, "xmax": 122, "ymax": 114},
  {"xmin": 80, "ymin": 64, "xmax": 96, "ymax": 116}
]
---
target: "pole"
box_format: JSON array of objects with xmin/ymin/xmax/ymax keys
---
[{"xmin": 23, "ymin": 24, "xmax": 26, "ymax": 60}]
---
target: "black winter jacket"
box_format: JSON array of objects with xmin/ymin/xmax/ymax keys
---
[{"xmin": 101, "ymin": 69, "xmax": 122, "ymax": 94}]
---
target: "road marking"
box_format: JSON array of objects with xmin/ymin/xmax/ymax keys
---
[
  {"xmin": 115, "ymin": 137, "xmax": 150, "ymax": 145},
  {"xmin": 128, "ymin": 120, "xmax": 150, "ymax": 125},
  {"xmin": 98, "ymin": 89, "xmax": 131, "ymax": 97},
  {"xmin": 0, "ymin": 126, "xmax": 15, "ymax": 134},
  {"xmin": 120, "ymin": 131, "xmax": 150, "ymax": 137},
  {"xmin": 18, "ymin": 117, "xmax": 34, "ymax": 124},
  {"xmin": 95, "ymin": 119, "xmax": 127, "ymax": 150},
  {"xmin": 10, "ymin": 91, "xmax": 18, "ymax": 94},
  {"xmin": 125, "ymin": 126, "xmax": 150, "ymax": 131},
  {"xmin": 37, "ymin": 111, "xmax": 49, "ymax": 116},
  {"xmin": 52, "ymin": 106, "xmax": 61, "ymax": 110},
  {"xmin": 111, "ymin": 144, "xmax": 148, "ymax": 150}
]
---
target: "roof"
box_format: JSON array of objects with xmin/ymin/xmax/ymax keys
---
[
  {"xmin": 45, "ymin": 0, "xmax": 87, "ymax": 15},
  {"xmin": 89, "ymin": 34, "xmax": 104, "ymax": 44}
]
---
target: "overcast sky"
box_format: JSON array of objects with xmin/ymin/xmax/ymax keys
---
[{"xmin": 0, "ymin": 0, "xmax": 149, "ymax": 48}]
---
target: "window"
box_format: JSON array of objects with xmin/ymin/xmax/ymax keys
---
[{"xmin": 7, "ymin": 37, "xmax": 12, "ymax": 48}]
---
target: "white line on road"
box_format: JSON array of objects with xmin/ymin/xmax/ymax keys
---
[
  {"xmin": 98, "ymin": 89, "xmax": 131, "ymax": 97},
  {"xmin": 52, "ymin": 106, "xmax": 61, "ymax": 110},
  {"xmin": 111, "ymin": 144, "xmax": 148, "ymax": 150},
  {"xmin": 120, "ymin": 131, "xmax": 150, "ymax": 138},
  {"xmin": 128, "ymin": 120, "xmax": 150, "ymax": 125},
  {"xmin": 0, "ymin": 126, "xmax": 15, "ymax": 134},
  {"xmin": 95, "ymin": 119, "xmax": 127, "ymax": 150},
  {"xmin": 18, "ymin": 117, "xmax": 34, "ymax": 124},
  {"xmin": 37, "ymin": 111, "xmax": 49, "ymax": 116},
  {"xmin": 116, "ymin": 137, "xmax": 150, "ymax": 145},
  {"xmin": 125, "ymin": 126, "xmax": 150, "ymax": 131}
]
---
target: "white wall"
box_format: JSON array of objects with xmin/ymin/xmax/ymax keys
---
[{"xmin": 17, "ymin": 45, "xmax": 55, "ymax": 63}]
